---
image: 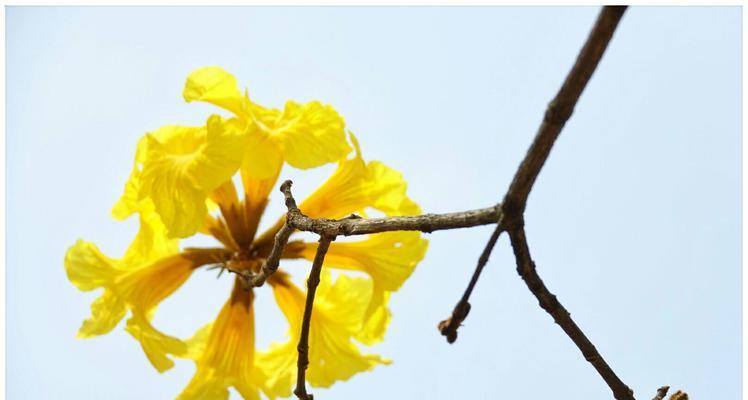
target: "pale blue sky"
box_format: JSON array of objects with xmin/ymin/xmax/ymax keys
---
[{"xmin": 6, "ymin": 6, "xmax": 741, "ymax": 399}]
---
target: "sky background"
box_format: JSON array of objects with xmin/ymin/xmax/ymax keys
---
[{"xmin": 6, "ymin": 6, "xmax": 741, "ymax": 400}]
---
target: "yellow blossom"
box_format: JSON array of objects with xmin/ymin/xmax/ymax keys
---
[{"xmin": 65, "ymin": 67, "xmax": 428, "ymax": 399}]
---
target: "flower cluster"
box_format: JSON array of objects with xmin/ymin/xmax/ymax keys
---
[{"xmin": 64, "ymin": 67, "xmax": 428, "ymax": 399}]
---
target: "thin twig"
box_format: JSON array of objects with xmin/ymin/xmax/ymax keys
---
[
  {"xmin": 249, "ymin": 180, "xmax": 301, "ymax": 287},
  {"xmin": 281, "ymin": 181, "xmax": 502, "ymax": 236},
  {"xmin": 250, "ymin": 223, "xmax": 294, "ymax": 287},
  {"xmin": 438, "ymin": 221, "xmax": 503, "ymax": 343},
  {"xmin": 294, "ymin": 235, "xmax": 334, "ymax": 400},
  {"xmin": 507, "ymin": 223, "xmax": 634, "ymax": 400},
  {"xmin": 652, "ymin": 386, "xmax": 670, "ymax": 400},
  {"xmin": 247, "ymin": 181, "xmax": 501, "ymax": 288}
]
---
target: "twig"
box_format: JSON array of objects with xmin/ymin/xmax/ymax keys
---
[
  {"xmin": 507, "ymin": 223, "xmax": 634, "ymax": 400},
  {"xmin": 249, "ymin": 180, "xmax": 301, "ymax": 287},
  {"xmin": 652, "ymin": 386, "xmax": 670, "ymax": 400},
  {"xmin": 248, "ymin": 181, "xmax": 501, "ymax": 288},
  {"xmin": 294, "ymin": 235, "xmax": 334, "ymax": 400},
  {"xmin": 250, "ymin": 223, "xmax": 294, "ymax": 287},
  {"xmin": 282, "ymin": 181, "xmax": 502, "ymax": 236},
  {"xmin": 438, "ymin": 222, "xmax": 503, "ymax": 343}
]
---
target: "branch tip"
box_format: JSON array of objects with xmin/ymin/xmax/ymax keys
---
[{"xmin": 438, "ymin": 301, "xmax": 471, "ymax": 344}]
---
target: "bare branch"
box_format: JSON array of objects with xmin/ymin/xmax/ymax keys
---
[
  {"xmin": 294, "ymin": 235, "xmax": 334, "ymax": 400},
  {"xmin": 439, "ymin": 221, "xmax": 504, "ymax": 343},
  {"xmin": 239, "ymin": 7, "xmax": 641, "ymax": 399},
  {"xmin": 502, "ymin": 6, "xmax": 628, "ymax": 216},
  {"xmin": 250, "ymin": 223, "xmax": 294, "ymax": 287},
  {"xmin": 247, "ymin": 180, "xmax": 501, "ymax": 289},
  {"xmin": 508, "ymin": 223, "xmax": 634, "ymax": 400},
  {"xmin": 439, "ymin": 5, "xmax": 628, "ymax": 346},
  {"xmin": 280, "ymin": 180, "xmax": 502, "ymax": 236}
]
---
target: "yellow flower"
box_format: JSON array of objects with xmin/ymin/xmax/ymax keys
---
[{"xmin": 65, "ymin": 67, "xmax": 428, "ymax": 399}]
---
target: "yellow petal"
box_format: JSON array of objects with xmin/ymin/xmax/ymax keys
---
[
  {"xmin": 126, "ymin": 312, "xmax": 188, "ymax": 373},
  {"xmin": 240, "ymin": 144, "xmax": 282, "ymax": 226},
  {"xmin": 76, "ymin": 290, "xmax": 127, "ymax": 338},
  {"xmin": 241, "ymin": 127, "xmax": 284, "ymax": 180},
  {"xmin": 258, "ymin": 273, "xmax": 388, "ymax": 398},
  {"xmin": 183, "ymin": 66, "xmax": 249, "ymax": 119},
  {"xmin": 299, "ymin": 231, "xmax": 427, "ymax": 293},
  {"xmin": 299, "ymin": 133, "xmax": 419, "ymax": 220},
  {"xmin": 118, "ymin": 254, "xmax": 196, "ymax": 312},
  {"xmin": 184, "ymin": 323, "xmax": 213, "ymax": 361},
  {"xmin": 115, "ymin": 255, "xmax": 199, "ymax": 371},
  {"xmin": 139, "ymin": 115, "xmax": 247, "ymax": 238},
  {"xmin": 66, "ymin": 236, "xmax": 207, "ymax": 371},
  {"xmin": 111, "ymin": 164, "xmax": 141, "ymax": 221},
  {"xmin": 64, "ymin": 240, "xmax": 122, "ymax": 292},
  {"xmin": 112, "ymin": 135, "xmax": 151, "ymax": 221},
  {"xmin": 179, "ymin": 280, "xmax": 262, "ymax": 400},
  {"xmin": 355, "ymin": 290, "xmax": 392, "ymax": 346},
  {"xmin": 121, "ymin": 210, "xmax": 179, "ymax": 267},
  {"xmin": 272, "ymin": 101, "xmax": 351, "ymax": 170}
]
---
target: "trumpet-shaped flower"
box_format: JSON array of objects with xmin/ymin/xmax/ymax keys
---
[{"xmin": 65, "ymin": 67, "xmax": 428, "ymax": 399}]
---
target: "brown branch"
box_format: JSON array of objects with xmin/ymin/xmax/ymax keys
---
[
  {"xmin": 439, "ymin": 5, "xmax": 628, "ymax": 346},
  {"xmin": 249, "ymin": 222, "xmax": 294, "ymax": 287},
  {"xmin": 507, "ymin": 223, "xmax": 634, "ymax": 400},
  {"xmin": 244, "ymin": 180, "xmax": 502, "ymax": 289},
  {"xmin": 501, "ymin": 6, "xmax": 628, "ymax": 217},
  {"xmin": 294, "ymin": 235, "xmax": 334, "ymax": 400},
  {"xmin": 438, "ymin": 222, "xmax": 503, "ymax": 343},
  {"xmin": 652, "ymin": 386, "xmax": 670, "ymax": 400},
  {"xmin": 282, "ymin": 182, "xmax": 502, "ymax": 236},
  {"xmin": 235, "ymin": 6, "xmax": 644, "ymax": 399}
]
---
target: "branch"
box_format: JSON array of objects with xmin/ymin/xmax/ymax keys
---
[
  {"xmin": 250, "ymin": 223, "xmax": 294, "ymax": 287},
  {"xmin": 501, "ymin": 6, "xmax": 628, "ymax": 216},
  {"xmin": 294, "ymin": 235, "xmax": 334, "ymax": 400},
  {"xmin": 507, "ymin": 223, "xmax": 634, "ymax": 400},
  {"xmin": 438, "ymin": 222, "xmax": 503, "ymax": 343},
  {"xmin": 243, "ymin": 180, "xmax": 502, "ymax": 289},
  {"xmin": 439, "ymin": 5, "xmax": 628, "ymax": 345},
  {"xmin": 284, "ymin": 186, "xmax": 502, "ymax": 237},
  {"xmin": 237, "ymin": 7, "xmax": 641, "ymax": 399}
]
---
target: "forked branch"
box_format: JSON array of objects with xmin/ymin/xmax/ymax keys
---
[
  {"xmin": 439, "ymin": 4, "xmax": 628, "ymax": 348},
  {"xmin": 246, "ymin": 5, "xmax": 682, "ymax": 400}
]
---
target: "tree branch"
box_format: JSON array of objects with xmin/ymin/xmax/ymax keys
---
[
  {"xmin": 294, "ymin": 235, "xmax": 334, "ymax": 400},
  {"xmin": 438, "ymin": 222, "xmax": 503, "ymax": 343},
  {"xmin": 507, "ymin": 223, "xmax": 634, "ymax": 400},
  {"xmin": 235, "ymin": 6, "xmax": 657, "ymax": 399},
  {"xmin": 439, "ymin": 5, "xmax": 628, "ymax": 346},
  {"xmin": 501, "ymin": 6, "xmax": 628, "ymax": 216},
  {"xmin": 250, "ymin": 223, "xmax": 294, "ymax": 287},
  {"xmin": 243, "ymin": 180, "xmax": 503, "ymax": 289},
  {"xmin": 283, "ymin": 184, "xmax": 503, "ymax": 237}
]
